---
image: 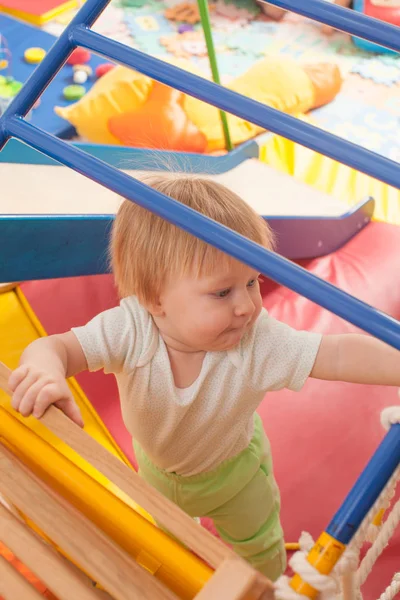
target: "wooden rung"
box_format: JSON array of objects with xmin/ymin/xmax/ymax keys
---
[
  {"xmin": 0, "ymin": 501, "xmax": 102, "ymax": 600},
  {"xmin": 0, "ymin": 554, "xmax": 43, "ymax": 600},
  {"xmin": 0, "ymin": 359, "xmax": 232, "ymax": 570},
  {"xmin": 195, "ymin": 559, "xmax": 275, "ymax": 600},
  {"xmin": 0, "ymin": 444, "xmax": 178, "ymax": 600},
  {"xmin": 42, "ymin": 405, "xmax": 233, "ymax": 568},
  {"xmin": 0, "ymin": 361, "xmax": 11, "ymax": 395},
  {"xmin": 0, "ymin": 283, "xmax": 18, "ymax": 294}
]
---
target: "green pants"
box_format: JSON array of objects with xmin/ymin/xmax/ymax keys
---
[{"xmin": 134, "ymin": 413, "xmax": 286, "ymax": 581}]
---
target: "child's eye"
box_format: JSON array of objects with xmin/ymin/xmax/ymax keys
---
[
  {"xmin": 247, "ymin": 279, "xmax": 257, "ymax": 288},
  {"xmin": 214, "ymin": 288, "xmax": 231, "ymax": 298}
]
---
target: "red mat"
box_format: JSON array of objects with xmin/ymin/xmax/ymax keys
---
[
  {"xmin": 0, "ymin": 0, "xmax": 71, "ymax": 15},
  {"xmin": 21, "ymin": 221, "xmax": 400, "ymax": 598}
]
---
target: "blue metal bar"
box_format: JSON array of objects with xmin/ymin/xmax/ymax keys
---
[
  {"xmin": 260, "ymin": 0, "xmax": 400, "ymax": 53},
  {"xmin": 326, "ymin": 424, "xmax": 400, "ymax": 544},
  {"xmin": 70, "ymin": 26, "xmax": 400, "ymax": 190},
  {"xmin": 0, "ymin": 0, "xmax": 110, "ymax": 148},
  {"xmin": 73, "ymin": 0, "xmax": 400, "ymax": 52},
  {"xmin": 6, "ymin": 116, "xmax": 400, "ymax": 351}
]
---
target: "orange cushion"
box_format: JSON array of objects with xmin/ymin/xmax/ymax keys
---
[{"xmin": 108, "ymin": 81, "xmax": 207, "ymax": 153}]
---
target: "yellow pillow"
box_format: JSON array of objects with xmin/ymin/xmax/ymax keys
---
[
  {"xmin": 184, "ymin": 57, "xmax": 315, "ymax": 151},
  {"xmin": 55, "ymin": 65, "xmax": 152, "ymax": 144},
  {"xmin": 55, "ymin": 56, "xmax": 321, "ymax": 151},
  {"xmin": 55, "ymin": 58, "xmax": 205, "ymax": 145}
]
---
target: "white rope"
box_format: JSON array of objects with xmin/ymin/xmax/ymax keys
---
[
  {"xmin": 377, "ymin": 573, "xmax": 400, "ymax": 600},
  {"xmin": 298, "ymin": 531, "xmax": 314, "ymax": 552},
  {"xmin": 357, "ymin": 497, "xmax": 400, "ymax": 588},
  {"xmin": 381, "ymin": 407, "xmax": 400, "ymax": 431},
  {"xmin": 365, "ymin": 470, "xmax": 399, "ymax": 544},
  {"xmin": 275, "ymin": 551, "xmax": 340, "ymax": 600},
  {"xmin": 335, "ymin": 548, "xmax": 359, "ymax": 577},
  {"xmin": 336, "ymin": 546, "xmax": 361, "ymax": 600},
  {"xmin": 340, "ymin": 570, "xmax": 360, "ymax": 600},
  {"xmin": 351, "ymin": 467, "xmax": 398, "ymax": 555},
  {"xmin": 275, "ymin": 408, "xmax": 400, "ymax": 600}
]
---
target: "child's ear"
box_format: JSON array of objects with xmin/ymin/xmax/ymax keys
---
[{"xmin": 146, "ymin": 297, "xmax": 165, "ymax": 317}]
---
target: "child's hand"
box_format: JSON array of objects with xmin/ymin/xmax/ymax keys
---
[{"xmin": 8, "ymin": 364, "xmax": 84, "ymax": 427}]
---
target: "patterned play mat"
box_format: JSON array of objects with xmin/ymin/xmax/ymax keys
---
[
  {"xmin": 43, "ymin": 0, "xmax": 400, "ymax": 161},
  {"xmin": 118, "ymin": 1, "xmax": 400, "ymax": 162},
  {"xmin": 42, "ymin": 1, "xmax": 399, "ymax": 158}
]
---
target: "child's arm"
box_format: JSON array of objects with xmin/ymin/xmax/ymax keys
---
[
  {"xmin": 8, "ymin": 332, "xmax": 87, "ymax": 426},
  {"xmin": 311, "ymin": 334, "xmax": 400, "ymax": 386}
]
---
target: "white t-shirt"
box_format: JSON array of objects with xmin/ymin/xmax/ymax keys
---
[{"xmin": 72, "ymin": 296, "xmax": 322, "ymax": 476}]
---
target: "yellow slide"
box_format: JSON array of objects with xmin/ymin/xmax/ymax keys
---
[
  {"xmin": 0, "ymin": 285, "xmax": 213, "ymax": 599},
  {"xmin": 0, "ymin": 285, "xmax": 131, "ymax": 465}
]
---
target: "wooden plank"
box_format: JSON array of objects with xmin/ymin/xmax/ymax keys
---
[
  {"xmin": 0, "ymin": 554, "xmax": 43, "ymax": 600},
  {"xmin": 0, "ymin": 283, "xmax": 18, "ymax": 293},
  {"xmin": 0, "ymin": 444, "xmax": 177, "ymax": 600},
  {"xmin": 195, "ymin": 559, "xmax": 274, "ymax": 600},
  {"xmin": 0, "ymin": 502, "xmax": 102, "ymax": 600},
  {"xmin": 0, "ymin": 360, "xmax": 233, "ymax": 570}
]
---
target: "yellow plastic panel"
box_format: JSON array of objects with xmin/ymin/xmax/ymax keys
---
[{"xmin": 0, "ymin": 287, "xmax": 213, "ymax": 598}]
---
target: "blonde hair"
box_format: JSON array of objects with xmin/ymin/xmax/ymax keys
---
[{"xmin": 111, "ymin": 174, "xmax": 274, "ymax": 305}]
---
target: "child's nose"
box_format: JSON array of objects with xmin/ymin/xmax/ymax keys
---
[{"xmin": 234, "ymin": 295, "xmax": 255, "ymax": 317}]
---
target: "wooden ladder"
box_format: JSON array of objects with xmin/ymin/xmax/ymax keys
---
[{"xmin": 0, "ymin": 361, "xmax": 274, "ymax": 600}]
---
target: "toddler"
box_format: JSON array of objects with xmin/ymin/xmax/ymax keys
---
[{"xmin": 9, "ymin": 175, "xmax": 400, "ymax": 581}]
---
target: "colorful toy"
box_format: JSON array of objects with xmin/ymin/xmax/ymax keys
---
[
  {"xmin": 0, "ymin": 0, "xmax": 81, "ymax": 26},
  {"xmin": 95, "ymin": 62, "xmax": 115, "ymax": 78},
  {"xmin": 55, "ymin": 57, "xmax": 342, "ymax": 151},
  {"xmin": 0, "ymin": 75, "xmax": 22, "ymax": 98},
  {"xmin": 72, "ymin": 64, "xmax": 93, "ymax": 84},
  {"xmin": 0, "ymin": 34, "xmax": 10, "ymax": 72},
  {"xmin": 0, "ymin": 75, "xmax": 39, "ymax": 117},
  {"xmin": 63, "ymin": 84, "xmax": 86, "ymax": 100},
  {"xmin": 0, "ymin": 15, "xmax": 108, "ymax": 137},
  {"xmin": 24, "ymin": 47, "xmax": 47, "ymax": 65},
  {"xmin": 67, "ymin": 47, "xmax": 91, "ymax": 66},
  {"xmin": 353, "ymin": 0, "xmax": 400, "ymax": 54}
]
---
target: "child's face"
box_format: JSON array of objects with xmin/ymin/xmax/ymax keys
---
[{"xmin": 151, "ymin": 260, "xmax": 263, "ymax": 352}]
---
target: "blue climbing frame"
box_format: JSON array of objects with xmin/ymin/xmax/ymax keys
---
[{"xmin": 0, "ymin": 0, "xmax": 399, "ymax": 577}]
